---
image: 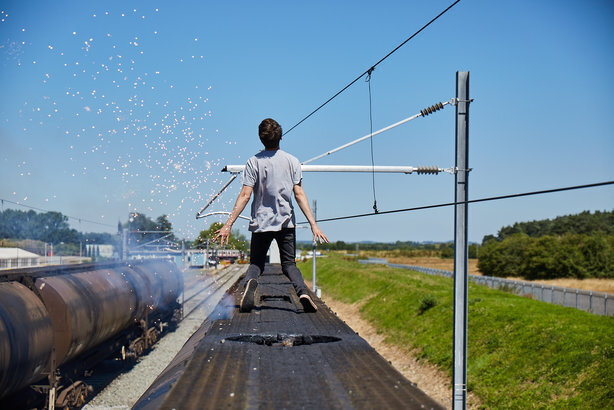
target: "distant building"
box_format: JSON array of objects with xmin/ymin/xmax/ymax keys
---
[{"xmin": 0, "ymin": 247, "xmax": 41, "ymax": 269}]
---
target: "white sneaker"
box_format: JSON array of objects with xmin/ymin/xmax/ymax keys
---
[
  {"xmin": 240, "ymin": 279, "xmax": 257, "ymax": 312},
  {"xmin": 299, "ymin": 294, "xmax": 317, "ymax": 313}
]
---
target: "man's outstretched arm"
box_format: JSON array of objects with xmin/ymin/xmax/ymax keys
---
[
  {"xmin": 214, "ymin": 185, "xmax": 253, "ymax": 246},
  {"xmin": 293, "ymin": 182, "xmax": 329, "ymax": 244}
]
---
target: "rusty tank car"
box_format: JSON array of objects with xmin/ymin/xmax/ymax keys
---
[
  {"xmin": 0, "ymin": 259, "xmax": 183, "ymax": 408},
  {"xmin": 0, "ymin": 281, "xmax": 55, "ymax": 398}
]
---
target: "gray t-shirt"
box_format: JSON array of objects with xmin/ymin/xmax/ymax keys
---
[{"xmin": 241, "ymin": 149, "xmax": 302, "ymax": 232}]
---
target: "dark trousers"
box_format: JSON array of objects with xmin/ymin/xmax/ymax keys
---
[{"xmin": 245, "ymin": 228, "xmax": 308, "ymax": 296}]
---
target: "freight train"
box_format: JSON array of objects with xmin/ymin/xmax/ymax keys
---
[{"xmin": 0, "ymin": 259, "xmax": 183, "ymax": 409}]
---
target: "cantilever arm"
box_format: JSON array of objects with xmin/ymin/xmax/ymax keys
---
[
  {"xmin": 199, "ymin": 211, "xmax": 252, "ymax": 222},
  {"xmin": 302, "ymin": 100, "xmax": 451, "ymax": 165},
  {"xmin": 196, "ymin": 174, "xmax": 239, "ymax": 219}
]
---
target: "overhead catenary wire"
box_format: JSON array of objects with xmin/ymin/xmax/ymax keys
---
[
  {"xmin": 296, "ymin": 181, "xmax": 614, "ymax": 225},
  {"xmin": 0, "ymin": 198, "xmax": 116, "ymax": 228},
  {"xmin": 283, "ymin": 0, "xmax": 462, "ymax": 137}
]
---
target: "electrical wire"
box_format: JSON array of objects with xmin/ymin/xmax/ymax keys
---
[
  {"xmin": 366, "ymin": 68, "xmax": 378, "ymax": 213},
  {"xmin": 0, "ymin": 198, "xmax": 117, "ymax": 228},
  {"xmin": 283, "ymin": 0, "xmax": 462, "ymax": 137},
  {"xmin": 297, "ymin": 181, "xmax": 614, "ymax": 225}
]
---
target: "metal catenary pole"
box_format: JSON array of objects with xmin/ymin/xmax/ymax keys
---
[
  {"xmin": 206, "ymin": 239, "xmax": 209, "ymax": 272},
  {"xmin": 312, "ymin": 200, "xmax": 317, "ymax": 293},
  {"xmin": 453, "ymin": 71, "xmax": 470, "ymax": 410},
  {"xmin": 122, "ymin": 229, "xmax": 128, "ymax": 261}
]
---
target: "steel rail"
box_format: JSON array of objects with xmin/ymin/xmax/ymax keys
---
[{"xmin": 182, "ymin": 266, "xmax": 243, "ymax": 320}]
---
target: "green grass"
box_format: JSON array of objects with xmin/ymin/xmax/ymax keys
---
[{"xmin": 298, "ymin": 253, "xmax": 614, "ymax": 409}]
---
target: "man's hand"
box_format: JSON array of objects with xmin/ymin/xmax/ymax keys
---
[
  {"xmin": 311, "ymin": 224, "xmax": 329, "ymax": 244},
  {"xmin": 213, "ymin": 223, "xmax": 232, "ymax": 246},
  {"xmin": 213, "ymin": 185, "xmax": 253, "ymax": 247}
]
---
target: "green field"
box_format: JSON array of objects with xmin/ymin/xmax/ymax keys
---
[{"xmin": 298, "ymin": 253, "xmax": 614, "ymax": 409}]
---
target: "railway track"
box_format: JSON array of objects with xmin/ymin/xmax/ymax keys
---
[
  {"xmin": 83, "ymin": 264, "xmax": 246, "ymax": 409},
  {"xmin": 182, "ymin": 264, "xmax": 245, "ymax": 319}
]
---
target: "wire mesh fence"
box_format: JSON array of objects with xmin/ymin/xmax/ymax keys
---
[{"xmin": 358, "ymin": 258, "xmax": 613, "ymax": 316}]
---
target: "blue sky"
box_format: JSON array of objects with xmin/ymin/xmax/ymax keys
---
[{"xmin": 0, "ymin": 0, "xmax": 612, "ymax": 243}]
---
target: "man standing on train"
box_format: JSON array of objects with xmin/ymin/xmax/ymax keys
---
[{"xmin": 214, "ymin": 118, "xmax": 328, "ymax": 313}]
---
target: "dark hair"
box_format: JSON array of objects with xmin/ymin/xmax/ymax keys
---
[{"xmin": 258, "ymin": 118, "xmax": 282, "ymax": 149}]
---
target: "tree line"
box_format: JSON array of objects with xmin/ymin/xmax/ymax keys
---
[
  {"xmin": 0, "ymin": 209, "xmax": 115, "ymax": 253},
  {"xmin": 478, "ymin": 210, "xmax": 613, "ymax": 279},
  {"xmin": 0, "ymin": 209, "xmax": 176, "ymax": 256},
  {"xmin": 481, "ymin": 210, "xmax": 614, "ymax": 243},
  {"xmin": 124, "ymin": 212, "xmax": 176, "ymax": 247}
]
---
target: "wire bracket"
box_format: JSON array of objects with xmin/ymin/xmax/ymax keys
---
[
  {"xmin": 443, "ymin": 167, "xmax": 473, "ymax": 174},
  {"xmin": 449, "ymin": 97, "xmax": 474, "ymax": 106},
  {"xmin": 365, "ymin": 66, "xmax": 375, "ymax": 81}
]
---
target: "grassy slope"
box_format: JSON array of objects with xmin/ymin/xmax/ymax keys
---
[{"xmin": 298, "ymin": 254, "xmax": 614, "ymax": 409}]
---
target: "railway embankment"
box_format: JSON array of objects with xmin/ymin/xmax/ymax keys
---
[{"xmin": 299, "ymin": 253, "xmax": 614, "ymax": 408}]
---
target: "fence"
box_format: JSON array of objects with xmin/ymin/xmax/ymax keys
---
[{"xmin": 358, "ymin": 258, "xmax": 613, "ymax": 316}]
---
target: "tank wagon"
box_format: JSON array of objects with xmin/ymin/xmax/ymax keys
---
[{"xmin": 0, "ymin": 259, "xmax": 183, "ymax": 409}]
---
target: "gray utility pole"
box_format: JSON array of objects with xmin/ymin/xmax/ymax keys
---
[
  {"xmin": 312, "ymin": 200, "xmax": 317, "ymax": 293},
  {"xmin": 205, "ymin": 239, "xmax": 209, "ymax": 272},
  {"xmin": 453, "ymin": 71, "xmax": 470, "ymax": 410},
  {"xmin": 122, "ymin": 228, "xmax": 128, "ymax": 261}
]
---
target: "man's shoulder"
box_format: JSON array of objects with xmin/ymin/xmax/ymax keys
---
[
  {"xmin": 244, "ymin": 155, "xmax": 257, "ymax": 169},
  {"xmin": 277, "ymin": 149, "xmax": 300, "ymax": 163},
  {"xmin": 252, "ymin": 150, "xmax": 273, "ymax": 160},
  {"xmin": 252, "ymin": 149, "xmax": 299, "ymax": 163}
]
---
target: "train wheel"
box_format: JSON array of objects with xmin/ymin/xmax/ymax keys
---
[{"xmin": 57, "ymin": 381, "xmax": 88, "ymax": 408}]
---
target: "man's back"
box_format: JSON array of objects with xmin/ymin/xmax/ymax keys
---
[{"xmin": 242, "ymin": 149, "xmax": 302, "ymax": 232}]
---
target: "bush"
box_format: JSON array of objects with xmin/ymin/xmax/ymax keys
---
[
  {"xmin": 417, "ymin": 294, "xmax": 438, "ymax": 315},
  {"xmin": 440, "ymin": 246, "xmax": 454, "ymax": 259},
  {"xmin": 478, "ymin": 233, "xmax": 531, "ymax": 277}
]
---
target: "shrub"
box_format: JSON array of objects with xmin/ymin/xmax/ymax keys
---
[
  {"xmin": 478, "ymin": 233, "xmax": 530, "ymax": 277},
  {"xmin": 417, "ymin": 294, "xmax": 438, "ymax": 315}
]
